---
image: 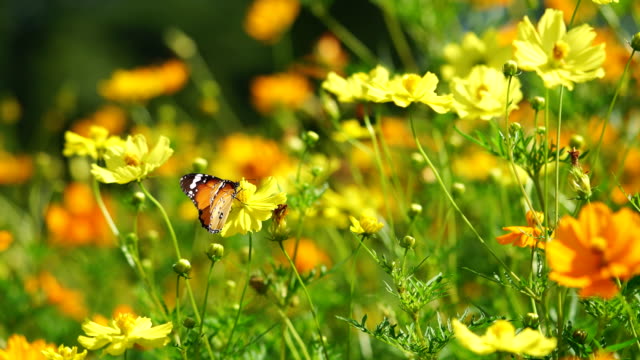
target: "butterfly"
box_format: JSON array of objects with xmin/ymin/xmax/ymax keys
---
[{"xmin": 180, "ymin": 173, "xmax": 239, "ymax": 233}]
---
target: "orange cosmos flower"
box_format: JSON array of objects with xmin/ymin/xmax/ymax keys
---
[
  {"xmin": 0, "ymin": 334, "xmax": 55, "ymax": 360},
  {"xmin": 547, "ymin": 202, "xmax": 640, "ymax": 299},
  {"xmin": 24, "ymin": 272, "xmax": 88, "ymax": 320},
  {"xmin": 71, "ymin": 105, "xmax": 127, "ymax": 137},
  {"xmin": 0, "ymin": 151, "xmax": 33, "ymax": 184},
  {"xmin": 496, "ymin": 210, "xmax": 546, "ymax": 248},
  {"xmin": 0, "ymin": 230, "xmax": 12, "ymax": 252},
  {"xmin": 545, "ymin": 0, "xmax": 597, "ymax": 23},
  {"xmin": 280, "ymin": 238, "xmax": 331, "ymax": 273},
  {"xmin": 213, "ymin": 133, "xmax": 293, "ymax": 180},
  {"xmin": 45, "ymin": 182, "xmax": 113, "ymax": 247},
  {"xmin": 244, "ymin": 0, "xmax": 300, "ymax": 43},
  {"xmin": 99, "ymin": 59, "xmax": 189, "ymax": 102},
  {"xmin": 250, "ymin": 72, "xmax": 312, "ymax": 114},
  {"xmin": 294, "ymin": 33, "xmax": 349, "ymax": 79}
]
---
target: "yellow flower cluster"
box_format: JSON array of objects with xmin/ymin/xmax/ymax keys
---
[{"xmin": 322, "ymin": 65, "xmax": 452, "ymax": 112}]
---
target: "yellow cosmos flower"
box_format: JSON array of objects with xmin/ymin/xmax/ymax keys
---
[
  {"xmin": 63, "ymin": 126, "xmax": 125, "ymax": 160},
  {"xmin": 77, "ymin": 313, "xmax": 172, "ymax": 356},
  {"xmin": 451, "ymin": 65, "xmax": 523, "ymax": 121},
  {"xmin": 221, "ymin": 177, "xmax": 287, "ymax": 237},
  {"xmin": 441, "ymin": 29, "xmax": 513, "ymax": 81},
  {"xmin": 387, "ymin": 72, "xmax": 452, "ymax": 112},
  {"xmin": 349, "ymin": 215, "xmax": 384, "ymax": 236},
  {"xmin": 0, "ymin": 334, "xmax": 55, "ymax": 360},
  {"xmin": 513, "ymin": 8, "xmax": 605, "ymax": 90},
  {"xmin": 322, "ymin": 66, "xmax": 390, "ymax": 103},
  {"xmin": 90, "ymin": 134, "xmax": 173, "ymax": 184},
  {"xmin": 42, "ymin": 345, "xmax": 87, "ymax": 360},
  {"xmin": 452, "ymin": 319, "xmax": 557, "ymax": 356}
]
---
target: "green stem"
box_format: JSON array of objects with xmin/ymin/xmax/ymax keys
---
[
  {"xmin": 224, "ymin": 233, "xmax": 253, "ymax": 356},
  {"xmin": 308, "ymin": 3, "xmax": 377, "ymax": 65},
  {"xmin": 555, "ymin": 86, "xmax": 565, "ymax": 226},
  {"xmin": 380, "ymin": 5, "xmax": 418, "ymax": 72},
  {"xmin": 567, "ymin": 0, "xmax": 582, "ymax": 28},
  {"xmin": 277, "ymin": 307, "xmax": 313, "ymax": 360},
  {"xmin": 197, "ymin": 260, "xmax": 216, "ymax": 356},
  {"xmin": 137, "ymin": 181, "xmax": 182, "ymax": 259},
  {"xmin": 544, "ymin": 88, "xmax": 550, "ymax": 229},
  {"xmin": 409, "ymin": 114, "xmax": 538, "ymax": 300},
  {"xmin": 591, "ymin": 50, "xmax": 636, "ymax": 179},
  {"xmin": 278, "ymin": 241, "xmax": 330, "ymax": 359},
  {"xmin": 363, "ymin": 114, "xmax": 396, "ymax": 236}
]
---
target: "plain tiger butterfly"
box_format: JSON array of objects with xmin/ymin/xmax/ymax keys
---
[{"xmin": 180, "ymin": 173, "xmax": 239, "ymax": 233}]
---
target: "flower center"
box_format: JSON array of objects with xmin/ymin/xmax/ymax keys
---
[
  {"xmin": 115, "ymin": 314, "xmax": 136, "ymax": 335},
  {"xmin": 590, "ymin": 236, "xmax": 607, "ymax": 253},
  {"xmin": 475, "ymin": 84, "xmax": 489, "ymax": 100},
  {"xmin": 402, "ymin": 75, "xmax": 420, "ymax": 96},
  {"xmin": 124, "ymin": 153, "xmax": 140, "ymax": 166},
  {"xmin": 552, "ymin": 41, "xmax": 570, "ymax": 61}
]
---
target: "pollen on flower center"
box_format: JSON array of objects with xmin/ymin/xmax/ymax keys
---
[
  {"xmin": 124, "ymin": 153, "xmax": 140, "ymax": 166},
  {"xmin": 552, "ymin": 41, "xmax": 569, "ymax": 62},
  {"xmin": 475, "ymin": 84, "xmax": 489, "ymax": 100},
  {"xmin": 115, "ymin": 313, "xmax": 136, "ymax": 335},
  {"xmin": 402, "ymin": 75, "xmax": 420, "ymax": 95},
  {"xmin": 590, "ymin": 236, "xmax": 607, "ymax": 253}
]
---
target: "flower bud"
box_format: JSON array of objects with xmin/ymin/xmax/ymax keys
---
[
  {"xmin": 569, "ymin": 166, "xmax": 592, "ymax": 200},
  {"xmin": 572, "ymin": 329, "xmax": 588, "ymax": 344},
  {"xmin": 321, "ymin": 92, "xmax": 340, "ymax": 120},
  {"xmin": 192, "ymin": 157, "xmax": 208, "ymax": 173},
  {"xmin": 183, "ymin": 317, "xmax": 197, "ymax": 329},
  {"xmin": 124, "ymin": 232, "xmax": 138, "ymax": 247},
  {"xmin": 164, "ymin": 27, "xmax": 197, "ymax": 58},
  {"xmin": 569, "ymin": 134, "xmax": 585, "ymax": 150},
  {"xmin": 132, "ymin": 191, "xmax": 146, "ymax": 208},
  {"xmin": 530, "ymin": 96, "xmax": 546, "ymax": 111},
  {"xmin": 509, "ymin": 122, "xmax": 522, "ymax": 135},
  {"xmin": 410, "ymin": 152, "xmax": 425, "ymax": 169},
  {"xmin": 249, "ymin": 275, "xmax": 269, "ymax": 295},
  {"xmin": 145, "ymin": 229, "xmax": 159, "ymax": 243},
  {"xmin": 206, "ymin": 243, "xmax": 224, "ymax": 261},
  {"xmin": 226, "ymin": 280, "xmax": 236, "ymax": 290},
  {"xmin": 173, "ymin": 259, "xmax": 192, "ymax": 277},
  {"xmin": 408, "ymin": 203, "xmax": 423, "ymax": 219},
  {"xmin": 399, "ymin": 235, "xmax": 416, "ymax": 249},
  {"xmin": 631, "ymin": 32, "xmax": 640, "ymax": 52},
  {"xmin": 523, "ymin": 312, "xmax": 539, "ymax": 329},
  {"xmin": 452, "ymin": 182, "xmax": 466, "ymax": 197},
  {"xmin": 302, "ymin": 131, "xmax": 320, "ymax": 148},
  {"xmin": 535, "ymin": 126, "xmax": 547, "ymax": 136},
  {"xmin": 502, "ymin": 60, "xmax": 519, "ymax": 77},
  {"xmin": 311, "ymin": 166, "xmax": 323, "ymax": 177}
]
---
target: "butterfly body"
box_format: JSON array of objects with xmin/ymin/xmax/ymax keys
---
[{"xmin": 180, "ymin": 173, "xmax": 239, "ymax": 233}]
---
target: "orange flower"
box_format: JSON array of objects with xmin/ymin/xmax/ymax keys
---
[
  {"xmin": 293, "ymin": 33, "xmax": 349, "ymax": 79},
  {"xmin": 250, "ymin": 72, "xmax": 312, "ymax": 114},
  {"xmin": 213, "ymin": 133, "xmax": 293, "ymax": 180},
  {"xmin": 71, "ymin": 105, "xmax": 127, "ymax": 137},
  {"xmin": 280, "ymin": 238, "xmax": 331, "ymax": 273},
  {"xmin": 496, "ymin": 211, "xmax": 546, "ymax": 248},
  {"xmin": 24, "ymin": 272, "xmax": 88, "ymax": 320},
  {"xmin": 45, "ymin": 182, "xmax": 113, "ymax": 247},
  {"xmin": 0, "ymin": 334, "xmax": 55, "ymax": 360},
  {"xmin": 244, "ymin": 0, "xmax": 300, "ymax": 43},
  {"xmin": 547, "ymin": 202, "xmax": 640, "ymax": 298},
  {"xmin": 594, "ymin": 28, "xmax": 634, "ymax": 83},
  {"xmin": 0, "ymin": 151, "xmax": 33, "ymax": 184},
  {"xmin": 99, "ymin": 59, "xmax": 189, "ymax": 102},
  {"xmin": 0, "ymin": 230, "xmax": 12, "ymax": 252}
]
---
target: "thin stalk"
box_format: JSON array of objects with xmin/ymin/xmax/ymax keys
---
[
  {"xmin": 363, "ymin": 114, "xmax": 396, "ymax": 236},
  {"xmin": 591, "ymin": 50, "xmax": 636, "ymax": 178},
  {"xmin": 544, "ymin": 88, "xmax": 550, "ymax": 229},
  {"xmin": 277, "ymin": 307, "xmax": 313, "ymax": 360},
  {"xmin": 137, "ymin": 181, "xmax": 181, "ymax": 258},
  {"xmin": 308, "ymin": 4, "xmax": 377, "ymax": 65},
  {"xmin": 409, "ymin": 114, "xmax": 538, "ymax": 300},
  {"xmin": 567, "ymin": 0, "xmax": 582, "ymax": 28},
  {"xmin": 224, "ymin": 233, "xmax": 253, "ymax": 356},
  {"xmin": 185, "ymin": 278, "xmax": 215, "ymax": 359},
  {"xmin": 278, "ymin": 241, "xmax": 330, "ymax": 359},
  {"xmin": 554, "ymin": 86, "xmax": 565, "ymax": 226},
  {"xmin": 380, "ymin": 5, "xmax": 418, "ymax": 72},
  {"xmin": 195, "ymin": 260, "xmax": 216, "ymax": 360}
]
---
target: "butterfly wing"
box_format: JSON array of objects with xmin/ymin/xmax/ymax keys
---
[{"xmin": 180, "ymin": 173, "xmax": 239, "ymax": 233}]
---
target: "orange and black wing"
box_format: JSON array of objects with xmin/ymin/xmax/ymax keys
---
[{"xmin": 180, "ymin": 173, "xmax": 239, "ymax": 233}]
